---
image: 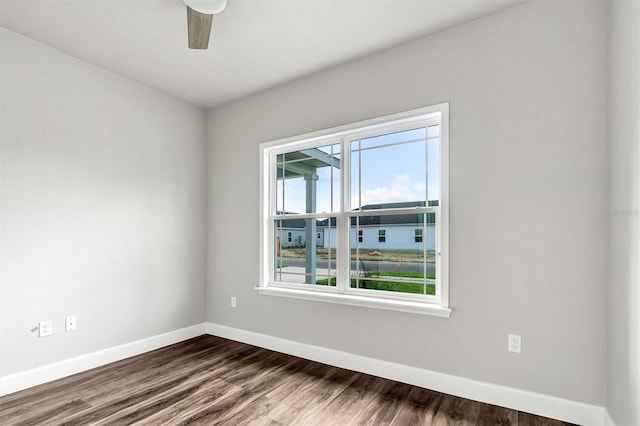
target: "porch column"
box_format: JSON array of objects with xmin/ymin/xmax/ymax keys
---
[{"xmin": 305, "ymin": 173, "xmax": 318, "ymax": 284}]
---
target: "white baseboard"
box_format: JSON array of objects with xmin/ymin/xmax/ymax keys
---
[
  {"xmin": 0, "ymin": 323, "xmax": 206, "ymax": 397},
  {"xmin": 206, "ymin": 322, "xmax": 607, "ymax": 426}
]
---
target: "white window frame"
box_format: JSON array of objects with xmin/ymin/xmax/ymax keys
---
[{"xmin": 257, "ymin": 104, "xmax": 450, "ymax": 317}]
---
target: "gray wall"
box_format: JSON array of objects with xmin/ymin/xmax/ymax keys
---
[
  {"xmin": 0, "ymin": 29, "xmax": 207, "ymax": 376},
  {"xmin": 607, "ymin": 0, "xmax": 640, "ymax": 424},
  {"xmin": 207, "ymin": 0, "xmax": 608, "ymax": 405}
]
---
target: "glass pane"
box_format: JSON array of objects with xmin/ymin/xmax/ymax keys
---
[
  {"xmin": 427, "ymin": 124, "xmax": 440, "ymax": 138},
  {"xmin": 349, "ymin": 214, "xmax": 436, "ymax": 296},
  {"xmin": 276, "ymin": 144, "xmax": 340, "ymax": 214},
  {"xmin": 356, "ymin": 127, "xmax": 425, "ymax": 150},
  {"xmin": 276, "ymin": 174, "xmax": 285, "ymax": 214},
  {"xmin": 351, "ymin": 137, "xmax": 426, "ymax": 210},
  {"xmin": 274, "ymin": 218, "xmax": 336, "ymax": 286},
  {"xmin": 427, "ymin": 137, "xmax": 440, "ymax": 205}
]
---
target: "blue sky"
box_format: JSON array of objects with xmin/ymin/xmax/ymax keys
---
[{"xmin": 277, "ymin": 125, "xmax": 440, "ymax": 214}]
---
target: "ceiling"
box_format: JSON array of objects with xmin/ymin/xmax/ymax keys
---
[{"xmin": 0, "ymin": 0, "xmax": 528, "ymax": 108}]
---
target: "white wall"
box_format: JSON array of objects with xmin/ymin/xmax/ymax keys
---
[
  {"xmin": 207, "ymin": 0, "xmax": 608, "ymax": 406},
  {"xmin": 607, "ymin": 0, "xmax": 640, "ymax": 424},
  {"xmin": 0, "ymin": 29, "xmax": 207, "ymax": 377}
]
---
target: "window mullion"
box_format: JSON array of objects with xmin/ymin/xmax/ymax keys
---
[
  {"xmin": 336, "ymin": 137, "xmax": 350, "ymax": 293},
  {"xmin": 423, "ymin": 214, "xmax": 427, "ymax": 295},
  {"xmin": 435, "ymin": 209, "xmax": 441, "ymax": 299}
]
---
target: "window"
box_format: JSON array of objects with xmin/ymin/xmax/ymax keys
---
[{"xmin": 259, "ymin": 104, "xmax": 450, "ymax": 317}]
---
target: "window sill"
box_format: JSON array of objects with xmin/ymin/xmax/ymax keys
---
[{"xmin": 255, "ymin": 286, "xmax": 452, "ymax": 317}]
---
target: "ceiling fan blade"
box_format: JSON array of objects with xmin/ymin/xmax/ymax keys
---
[{"xmin": 186, "ymin": 5, "xmax": 213, "ymax": 49}]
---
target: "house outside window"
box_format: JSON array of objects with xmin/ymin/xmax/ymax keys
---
[{"xmin": 259, "ymin": 104, "xmax": 450, "ymax": 317}]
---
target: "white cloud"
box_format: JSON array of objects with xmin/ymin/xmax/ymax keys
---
[{"xmin": 355, "ymin": 174, "xmax": 426, "ymax": 206}]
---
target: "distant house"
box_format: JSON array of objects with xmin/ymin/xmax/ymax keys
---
[
  {"xmin": 275, "ymin": 201, "xmax": 438, "ymax": 250},
  {"xmin": 274, "ymin": 215, "xmax": 324, "ymax": 248},
  {"xmin": 319, "ymin": 201, "xmax": 438, "ymax": 251}
]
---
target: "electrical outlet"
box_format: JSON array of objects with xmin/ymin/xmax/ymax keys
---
[
  {"xmin": 65, "ymin": 316, "xmax": 76, "ymax": 331},
  {"xmin": 231, "ymin": 296, "xmax": 237, "ymax": 308},
  {"xmin": 39, "ymin": 320, "xmax": 52, "ymax": 337},
  {"xmin": 508, "ymin": 334, "xmax": 521, "ymax": 353}
]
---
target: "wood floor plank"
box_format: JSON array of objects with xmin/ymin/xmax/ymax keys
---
[
  {"xmin": 52, "ymin": 357, "xmax": 238, "ymax": 424},
  {"xmin": 80, "ymin": 337, "xmax": 243, "ymax": 407},
  {"xmin": 213, "ymin": 395, "xmax": 283, "ymax": 425},
  {"xmin": 212, "ymin": 355, "xmax": 327, "ymax": 424},
  {"xmin": 298, "ymin": 373, "xmax": 398, "ymax": 425},
  {"xmin": 431, "ymin": 394, "xmax": 482, "ymax": 425},
  {"xmin": 119, "ymin": 377, "xmax": 242, "ymax": 426},
  {"xmin": 10, "ymin": 399, "xmax": 92, "ymax": 426},
  {"xmin": 88, "ymin": 375, "xmax": 239, "ymax": 426},
  {"xmin": 267, "ymin": 365, "xmax": 362, "ymax": 424},
  {"xmin": 0, "ymin": 335, "xmax": 577, "ymax": 426},
  {"xmin": 475, "ymin": 402, "xmax": 517, "ymax": 426},
  {"xmin": 518, "ymin": 411, "xmax": 576, "ymax": 426},
  {"xmin": 391, "ymin": 401, "xmax": 440, "ymax": 426},
  {"xmin": 389, "ymin": 386, "xmax": 446, "ymax": 425},
  {"xmin": 360, "ymin": 381, "xmax": 415, "ymax": 425}
]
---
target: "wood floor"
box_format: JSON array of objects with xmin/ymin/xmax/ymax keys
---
[{"xmin": 0, "ymin": 335, "xmax": 576, "ymax": 426}]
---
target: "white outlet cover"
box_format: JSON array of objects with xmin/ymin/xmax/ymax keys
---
[
  {"xmin": 65, "ymin": 316, "xmax": 77, "ymax": 331},
  {"xmin": 508, "ymin": 334, "xmax": 521, "ymax": 353},
  {"xmin": 39, "ymin": 320, "xmax": 52, "ymax": 337}
]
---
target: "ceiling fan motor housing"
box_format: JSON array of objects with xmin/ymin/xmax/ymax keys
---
[{"xmin": 183, "ymin": 0, "xmax": 227, "ymax": 15}]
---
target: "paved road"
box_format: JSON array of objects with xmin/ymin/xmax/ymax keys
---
[{"xmin": 280, "ymin": 258, "xmax": 435, "ymax": 274}]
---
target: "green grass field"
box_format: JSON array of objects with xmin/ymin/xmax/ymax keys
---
[{"xmin": 315, "ymin": 271, "xmax": 436, "ymax": 296}]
